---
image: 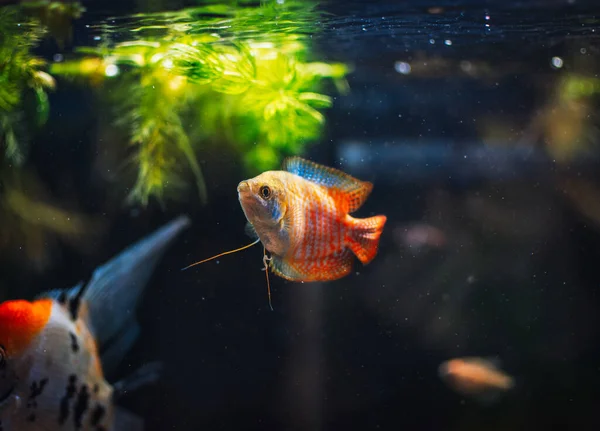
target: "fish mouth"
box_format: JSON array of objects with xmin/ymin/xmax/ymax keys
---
[
  {"xmin": 237, "ymin": 181, "xmax": 255, "ymax": 208},
  {"xmin": 237, "ymin": 181, "xmax": 250, "ymax": 195}
]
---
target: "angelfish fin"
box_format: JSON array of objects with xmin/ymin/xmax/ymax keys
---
[
  {"xmin": 81, "ymin": 215, "xmax": 190, "ymax": 349},
  {"xmin": 36, "ymin": 284, "xmax": 82, "ymax": 308},
  {"xmin": 37, "ymin": 283, "xmax": 92, "ymax": 323},
  {"xmin": 282, "ymin": 157, "xmax": 373, "ymax": 212},
  {"xmin": 346, "ymin": 215, "xmax": 387, "ymax": 264},
  {"xmin": 36, "ymin": 288, "xmax": 71, "ymax": 302},
  {"xmin": 100, "ymin": 319, "xmax": 140, "ymax": 378},
  {"xmin": 113, "ymin": 407, "xmax": 144, "ymax": 431}
]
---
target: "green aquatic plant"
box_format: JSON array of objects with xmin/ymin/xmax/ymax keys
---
[
  {"xmin": 115, "ymin": 64, "xmax": 206, "ymax": 206},
  {"xmin": 51, "ymin": 0, "xmax": 350, "ymax": 205},
  {"xmin": 0, "ymin": 6, "xmax": 55, "ymax": 164},
  {"xmin": 0, "ymin": 3, "xmax": 90, "ymax": 273},
  {"xmin": 172, "ymin": 38, "xmax": 349, "ymax": 173}
]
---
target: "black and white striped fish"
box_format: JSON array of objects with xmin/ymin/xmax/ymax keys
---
[{"xmin": 0, "ymin": 215, "xmax": 190, "ymax": 430}]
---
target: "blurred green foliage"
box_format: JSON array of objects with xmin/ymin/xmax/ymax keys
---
[
  {"xmin": 560, "ymin": 74, "xmax": 600, "ymax": 101},
  {"xmin": 0, "ymin": 6, "xmax": 55, "ymax": 164},
  {"xmin": 0, "ymin": 1, "xmax": 84, "ymax": 165},
  {"xmin": 0, "ymin": 169, "xmax": 103, "ymax": 273},
  {"xmin": 0, "ymin": 0, "xmax": 349, "ymax": 206},
  {"xmin": 50, "ymin": 0, "xmax": 350, "ymax": 206},
  {"xmin": 0, "ymin": 2, "xmax": 103, "ymax": 273},
  {"xmin": 19, "ymin": 0, "xmax": 84, "ymax": 47}
]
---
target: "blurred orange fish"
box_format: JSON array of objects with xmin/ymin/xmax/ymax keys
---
[
  {"xmin": 237, "ymin": 157, "xmax": 387, "ymax": 282},
  {"xmin": 439, "ymin": 357, "xmax": 515, "ymax": 404}
]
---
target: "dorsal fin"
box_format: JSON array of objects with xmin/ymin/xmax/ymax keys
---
[
  {"xmin": 44, "ymin": 216, "xmax": 190, "ymax": 371},
  {"xmin": 282, "ymin": 157, "xmax": 373, "ymax": 212},
  {"xmin": 37, "ymin": 283, "xmax": 86, "ymax": 322},
  {"xmin": 81, "ymin": 215, "xmax": 190, "ymax": 350},
  {"xmin": 38, "ymin": 215, "xmax": 190, "ymax": 363}
]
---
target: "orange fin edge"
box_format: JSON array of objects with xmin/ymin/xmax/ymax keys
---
[{"xmin": 283, "ymin": 157, "xmax": 373, "ymax": 213}]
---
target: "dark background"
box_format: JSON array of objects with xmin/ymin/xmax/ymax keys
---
[{"xmin": 4, "ymin": 0, "xmax": 600, "ymax": 429}]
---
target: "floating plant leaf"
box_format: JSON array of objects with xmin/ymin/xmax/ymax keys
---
[{"xmin": 298, "ymin": 92, "xmax": 333, "ymax": 109}]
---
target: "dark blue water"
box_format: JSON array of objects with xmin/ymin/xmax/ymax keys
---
[{"xmin": 3, "ymin": 0, "xmax": 600, "ymax": 430}]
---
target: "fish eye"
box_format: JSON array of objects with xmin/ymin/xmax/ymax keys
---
[{"xmin": 260, "ymin": 185, "xmax": 272, "ymax": 200}]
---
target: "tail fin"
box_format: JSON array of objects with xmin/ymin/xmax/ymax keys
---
[
  {"xmin": 101, "ymin": 320, "xmax": 140, "ymax": 376},
  {"xmin": 114, "ymin": 407, "xmax": 144, "ymax": 431},
  {"xmin": 346, "ymin": 215, "xmax": 387, "ymax": 264}
]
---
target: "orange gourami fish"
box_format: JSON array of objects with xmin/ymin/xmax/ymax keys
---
[
  {"xmin": 0, "ymin": 215, "xmax": 190, "ymax": 430},
  {"xmin": 439, "ymin": 357, "xmax": 515, "ymax": 404},
  {"xmin": 237, "ymin": 157, "xmax": 387, "ymax": 282}
]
